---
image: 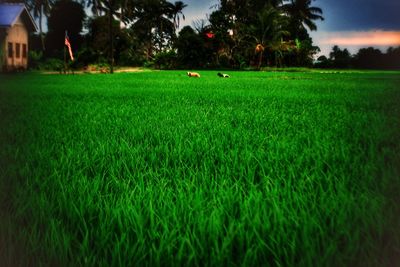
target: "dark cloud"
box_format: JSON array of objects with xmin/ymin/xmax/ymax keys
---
[{"xmin": 313, "ymin": 0, "xmax": 400, "ymax": 31}]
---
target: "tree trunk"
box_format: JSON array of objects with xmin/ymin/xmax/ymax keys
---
[
  {"xmin": 108, "ymin": 4, "xmax": 114, "ymax": 74},
  {"xmin": 39, "ymin": 8, "xmax": 45, "ymax": 51},
  {"xmin": 257, "ymin": 51, "xmax": 263, "ymax": 70}
]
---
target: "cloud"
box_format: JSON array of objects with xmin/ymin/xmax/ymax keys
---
[
  {"xmin": 316, "ymin": 0, "xmax": 400, "ymax": 31},
  {"xmin": 319, "ymin": 31, "xmax": 400, "ymax": 46},
  {"xmin": 310, "ymin": 30, "xmax": 400, "ymax": 57}
]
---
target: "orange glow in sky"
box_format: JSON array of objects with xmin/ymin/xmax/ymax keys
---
[{"xmin": 321, "ymin": 31, "xmax": 400, "ymax": 46}]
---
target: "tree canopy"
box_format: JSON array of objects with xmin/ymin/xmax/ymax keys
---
[
  {"xmin": 22, "ymin": 0, "xmax": 400, "ymax": 70},
  {"xmin": 45, "ymin": 0, "xmax": 85, "ymax": 57}
]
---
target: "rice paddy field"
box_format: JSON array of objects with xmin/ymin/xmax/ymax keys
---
[{"xmin": 1, "ymin": 70, "xmax": 400, "ymax": 266}]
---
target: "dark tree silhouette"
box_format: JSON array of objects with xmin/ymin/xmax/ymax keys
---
[
  {"xmin": 175, "ymin": 26, "xmax": 209, "ymax": 68},
  {"xmin": 46, "ymin": 0, "xmax": 85, "ymax": 56},
  {"xmin": 169, "ymin": 1, "xmax": 187, "ymax": 31},
  {"xmin": 131, "ymin": 0, "xmax": 178, "ymax": 59},
  {"xmin": 25, "ymin": 0, "xmax": 54, "ymax": 51},
  {"xmin": 281, "ymin": 0, "xmax": 324, "ymax": 39},
  {"xmin": 329, "ymin": 45, "xmax": 352, "ymax": 68},
  {"xmin": 247, "ymin": 5, "xmax": 290, "ymax": 68},
  {"xmin": 354, "ymin": 47, "xmax": 383, "ymax": 69}
]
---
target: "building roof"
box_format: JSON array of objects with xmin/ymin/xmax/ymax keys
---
[{"xmin": 0, "ymin": 3, "xmax": 37, "ymax": 32}]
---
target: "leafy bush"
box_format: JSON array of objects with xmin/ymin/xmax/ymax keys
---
[
  {"xmin": 143, "ymin": 60, "xmax": 154, "ymax": 69},
  {"xmin": 217, "ymin": 54, "xmax": 231, "ymax": 69},
  {"xmin": 28, "ymin": 50, "xmax": 43, "ymax": 69},
  {"xmin": 37, "ymin": 58, "xmax": 64, "ymax": 71},
  {"xmin": 75, "ymin": 47, "xmax": 99, "ymax": 66},
  {"xmin": 153, "ymin": 50, "xmax": 177, "ymax": 70}
]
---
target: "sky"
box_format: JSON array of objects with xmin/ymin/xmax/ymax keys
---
[{"xmin": 179, "ymin": 0, "xmax": 400, "ymax": 57}]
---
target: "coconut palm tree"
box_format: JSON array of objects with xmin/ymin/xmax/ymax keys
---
[
  {"xmin": 84, "ymin": 0, "xmax": 102, "ymax": 16},
  {"xmin": 85, "ymin": 0, "xmax": 139, "ymax": 73},
  {"xmin": 169, "ymin": 1, "xmax": 187, "ymax": 30},
  {"xmin": 86, "ymin": 0, "xmax": 124, "ymax": 73},
  {"xmin": 247, "ymin": 5, "xmax": 289, "ymax": 68},
  {"xmin": 281, "ymin": 0, "xmax": 324, "ymax": 35},
  {"xmin": 132, "ymin": 0, "xmax": 175, "ymax": 57},
  {"xmin": 26, "ymin": 0, "xmax": 53, "ymax": 51}
]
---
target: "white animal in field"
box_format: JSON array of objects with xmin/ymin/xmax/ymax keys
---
[
  {"xmin": 187, "ymin": 72, "xmax": 201, "ymax": 78},
  {"xmin": 217, "ymin": 72, "xmax": 230, "ymax": 78}
]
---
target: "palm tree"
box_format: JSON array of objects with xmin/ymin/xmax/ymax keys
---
[
  {"xmin": 26, "ymin": 0, "xmax": 53, "ymax": 51},
  {"xmin": 132, "ymin": 0, "xmax": 175, "ymax": 57},
  {"xmin": 85, "ymin": 0, "xmax": 122, "ymax": 73},
  {"xmin": 247, "ymin": 5, "xmax": 289, "ymax": 68},
  {"xmin": 281, "ymin": 0, "xmax": 324, "ymax": 36},
  {"xmin": 91, "ymin": 0, "xmax": 137, "ymax": 73},
  {"xmin": 84, "ymin": 0, "xmax": 102, "ymax": 16},
  {"xmin": 169, "ymin": 1, "xmax": 187, "ymax": 30},
  {"xmin": 85, "ymin": 0, "xmax": 139, "ymax": 73},
  {"xmin": 251, "ymin": 0, "xmax": 283, "ymax": 10},
  {"xmin": 105, "ymin": 0, "xmax": 116, "ymax": 73}
]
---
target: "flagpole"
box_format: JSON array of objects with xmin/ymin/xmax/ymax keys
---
[{"xmin": 64, "ymin": 30, "xmax": 67, "ymax": 74}]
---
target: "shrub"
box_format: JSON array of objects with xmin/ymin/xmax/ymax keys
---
[
  {"xmin": 153, "ymin": 51, "xmax": 177, "ymax": 70},
  {"xmin": 37, "ymin": 58, "xmax": 64, "ymax": 71},
  {"xmin": 28, "ymin": 50, "xmax": 43, "ymax": 69}
]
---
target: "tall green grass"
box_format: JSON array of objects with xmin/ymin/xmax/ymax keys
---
[{"xmin": 1, "ymin": 71, "xmax": 400, "ymax": 266}]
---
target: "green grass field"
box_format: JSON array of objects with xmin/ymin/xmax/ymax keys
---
[{"xmin": 1, "ymin": 70, "xmax": 400, "ymax": 266}]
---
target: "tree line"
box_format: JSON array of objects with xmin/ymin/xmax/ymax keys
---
[
  {"xmin": 3, "ymin": 0, "xmax": 323, "ymax": 71},
  {"xmin": 316, "ymin": 45, "xmax": 400, "ymax": 70},
  {"xmin": 3, "ymin": 0, "xmax": 399, "ymax": 70}
]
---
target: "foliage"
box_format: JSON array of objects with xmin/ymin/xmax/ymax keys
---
[
  {"xmin": 281, "ymin": 0, "xmax": 324, "ymax": 39},
  {"xmin": 25, "ymin": 0, "xmax": 54, "ymax": 50},
  {"xmin": 169, "ymin": 1, "xmax": 187, "ymax": 30},
  {"xmin": 291, "ymin": 38, "xmax": 320, "ymax": 66},
  {"xmin": 84, "ymin": 15, "xmax": 136, "ymax": 66},
  {"xmin": 384, "ymin": 47, "xmax": 400, "ymax": 69},
  {"xmin": 247, "ymin": 5, "xmax": 290, "ymax": 68},
  {"xmin": 315, "ymin": 46, "xmax": 400, "ymax": 70},
  {"xmin": 130, "ymin": 0, "xmax": 178, "ymax": 58},
  {"xmin": 329, "ymin": 45, "xmax": 352, "ymax": 68},
  {"xmin": 28, "ymin": 50, "xmax": 43, "ymax": 69},
  {"xmin": 153, "ymin": 50, "xmax": 177, "ymax": 69},
  {"xmin": 36, "ymin": 57, "xmax": 64, "ymax": 70},
  {"xmin": 21, "ymin": 0, "xmax": 400, "ymax": 70},
  {"xmin": 24, "ymin": 0, "xmax": 329, "ymax": 69},
  {"xmin": 175, "ymin": 26, "xmax": 209, "ymax": 69},
  {"xmin": 116, "ymin": 35, "xmax": 147, "ymax": 66},
  {"xmin": 353, "ymin": 47, "xmax": 384, "ymax": 69},
  {"xmin": 206, "ymin": 0, "xmax": 324, "ymax": 68},
  {"xmin": 314, "ymin": 55, "xmax": 331, "ymax": 68},
  {"xmin": 45, "ymin": 0, "xmax": 86, "ymax": 57}
]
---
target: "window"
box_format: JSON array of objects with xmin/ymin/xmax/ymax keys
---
[
  {"xmin": 8, "ymin": 42, "xmax": 13, "ymax": 58},
  {"xmin": 16, "ymin": 43, "xmax": 20, "ymax": 58},
  {"xmin": 22, "ymin": 44, "xmax": 27, "ymax": 58}
]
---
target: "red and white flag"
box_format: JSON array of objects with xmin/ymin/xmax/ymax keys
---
[{"xmin": 64, "ymin": 32, "xmax": 74, "ymax": 61}]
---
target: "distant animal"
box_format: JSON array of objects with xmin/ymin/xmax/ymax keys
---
[
  {"xmin": 217, "ymin": 72, "xmax": 230, "ymax": 78},
  {"xmin": 187, "ymin": 72, "xmax": 201, "ymax": 78}
]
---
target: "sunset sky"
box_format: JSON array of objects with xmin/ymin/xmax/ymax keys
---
[{"xmin": 180, "ymin": 0, "xmax": 400, "ymax": 56}]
